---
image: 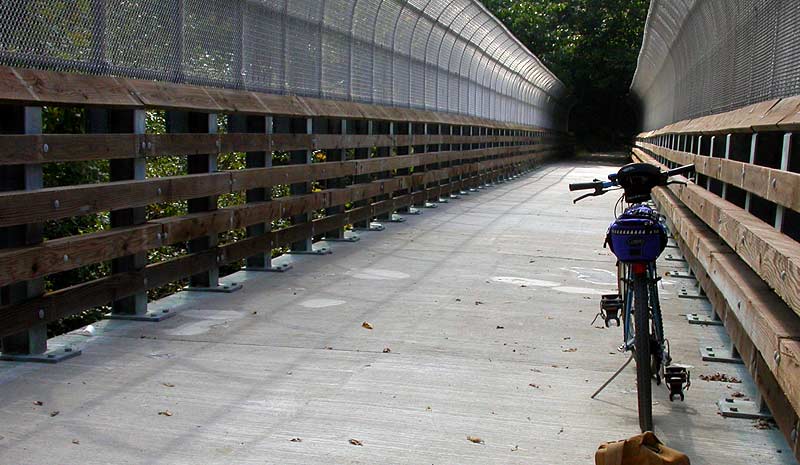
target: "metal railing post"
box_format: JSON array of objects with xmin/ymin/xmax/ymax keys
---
[{"xmin": 1, "ymin": 106, "xmax": 79, "ymax": 362}]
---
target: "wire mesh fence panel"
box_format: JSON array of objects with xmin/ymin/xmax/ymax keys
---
[
  {"xmin": 0, "ymin": 0, "xmax": 566, "ymax": 128},
  {"xmin": 632, "ymin": 0, "xmax": 800, "ymax": 130}
]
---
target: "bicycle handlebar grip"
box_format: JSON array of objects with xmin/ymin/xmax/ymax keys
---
[
  {"xmin": 666, "ymin": 164, "xmax": 694, "ymax": 177},
  {"xmin": 569, "ymin": 182, "xmax": 600, "ymax": 191}
]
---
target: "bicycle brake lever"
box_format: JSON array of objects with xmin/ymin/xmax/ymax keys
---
[{"xmin": 573, "ymin": 192, "xmax": 599, "ymax": 203}]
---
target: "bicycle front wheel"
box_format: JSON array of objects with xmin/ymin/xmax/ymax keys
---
[{"xmin": 633, "ymin": 273, "xmax": 653, "ymax": 432}]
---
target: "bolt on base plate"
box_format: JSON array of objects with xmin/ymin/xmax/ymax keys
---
[
  {"xmin": 0, "ymin": 346, "xmax": 81, "ymax": 364},
  {"xmin": 700, "ymin": 345, "xmax": 743, "ymax": 364},
  {"xmin": 106, "ymin": 309, "xmax": 176, "ymax": 322},
  {"xmin": 665, "ymin": 253, "xmax": 687, "ymax": 262},
  {"xmin": 718, "ymin": 396, "xmax": 772, "ymax": 420},
  {"xmin": 686, "ymin": 313, "xmax": 723, "ymax": 326},
  {"xmin": 184, "ymin": 282, "xmax": 243, "ymax": 293},
  {"xmin": 246, "ymin": 263, "xmax": 293, "ymax": 272}
]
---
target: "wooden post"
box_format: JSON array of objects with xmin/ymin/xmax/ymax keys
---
[
  {"xmin": 229, "ymin": 114, "xmax": 275, "ymax": 270},
  {"xmin": 395, "ymin": 122, "xmax": 414, "ymax": 213},
  {"xmin": 87, "ymin": 109, "xmax": 149, "ymax": 316}
]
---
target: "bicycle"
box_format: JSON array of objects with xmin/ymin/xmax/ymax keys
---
[{"xmin": 569, "ymin": 162, "xmax": 694, "ymax": 432}]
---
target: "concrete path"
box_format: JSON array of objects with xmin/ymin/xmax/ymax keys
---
[{"xmin": 0, "ymin": 161, "xmax": 794, "ymax": 465}]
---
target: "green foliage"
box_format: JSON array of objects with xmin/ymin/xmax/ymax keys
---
[{"xmin": 483, "ymin": 0, "xmax": 649, "ymax": 149}]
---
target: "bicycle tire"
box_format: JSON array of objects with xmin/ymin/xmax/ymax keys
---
[{"xmin": 633, "ymin": 273, "xmax": 653, "ymax": 432}]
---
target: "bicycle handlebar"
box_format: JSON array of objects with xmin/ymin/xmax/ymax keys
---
[{"xmin": 569, "ymin": 181, "xmax": 603, "ymax": 191}]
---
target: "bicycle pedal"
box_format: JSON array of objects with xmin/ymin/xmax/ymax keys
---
[
  {"xmin": 664, "ymin": 365, "xmax": 691, "ymax": 401},
  {"xmin": 600, "ymin": 294, "xmax": 622, "ymax": 327}
]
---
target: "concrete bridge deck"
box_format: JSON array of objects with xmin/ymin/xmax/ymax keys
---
[{"xmin": 0, "ymin": 161, "xmax": 793, "ymax": 465}]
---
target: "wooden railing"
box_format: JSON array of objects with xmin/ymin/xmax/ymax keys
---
[
  {"xmin": 632, "ymin": 97, "xmax": 800, "ymax": 459},
  {"xmin": 0, "ymin": 66, "xmax": 571, "ymax": 356}
]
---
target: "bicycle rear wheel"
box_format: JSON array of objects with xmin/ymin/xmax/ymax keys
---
[{"xmin": 633, "ymin": 273, "xmax": 653, "ymax": 432}]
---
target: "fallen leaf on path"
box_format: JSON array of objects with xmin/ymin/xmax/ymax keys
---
[
  {"xmin": 511, "ymin": 445, "xmax": 519, "ymax": 451},
  {"xmin": 467, "ymin": 436, "xmax": 484, "ymax": 444},
  {"xmin": 562, "ymin": 348, "xmax": 578, "ymax": 353},
  {"xmin": 158, "ymin": 410, "xmax": 173, "ymax": 417},
  {"xmin": 382, "ymin": 347, "xmax": 391, "ymax": 353},
  {"xmin": 730, "ymin": 391, "xmax": 745, "ymax": 398},
  {"xmin": 33, "ymin": 401, "xmax": 43, "ymax": 406},
  {"xmin": 475, "ymin": 301, "xmax": 484, "ymax": 305},
  {"xmin": 161, "ymin": 382, "xmax": 175, "ymax": 388},
  {"xmin": 290, "ymin": 437, "xmax": 302, "ymax": 442},
  {"xmin": 753, "ymin": 419, "xmax": 773, "ymax": 430},
  {"xmin": 349, "ymin": 439, "xmax": 363, "ymax": 446},
  {"xmin": 361, "ymin": 322, "xmax": 373, "ymax": 330},
  {"xmin": 49, "ymin": 411, "xmax": 59, "ymax": 417},
  {"xmin": 72, "ymin": 439, "xmax": 80, "ymax": 445},
  {"xmin": 496, "ymin": 325, "xmax": 504, "ymax": 329},
  {"xmin": 529, "ymin": 383, "xmax": 540, "ymax": 388},
  {"xmin": 699, "ymin": 372, "xmax": 741, "ymax": 383}
]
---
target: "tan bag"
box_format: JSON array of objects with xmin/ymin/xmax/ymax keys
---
[{"xmin": 595, "ymin": 432, "xmax": 690, "ymax": 465}]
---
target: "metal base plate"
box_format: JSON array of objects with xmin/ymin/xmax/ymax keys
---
[
  {"xmin": 184, "ymin": 282, "xmax": 243, "ymax": 293},
  {"xmin": 468, "ymin": 188, "xmax": 478, "ymax": 192},
  {"xmin": 686, "ymin": 313, "xmax": 723, "ymax": 326},
  {"xmin": 423, "ymin": 202, "xmax": 438, "ymax": 208},
  {"xmin": 387, "ymin": 214, "xmax": 406, "ymax": 223},
  {"xmin": 106, "ymin": 309, "xmax": 176, "ymax": 322},
  {"xmin": 666, "ymin": 270, "xmax": 695, "ymax": 279},
  {"xmin": 0, "ymin": 347, "xmax": 81, "ymax": 364},
  {"xmin": 666, "ymin": 239, "xmax": 680, "ymax": 249},
  {"xmin": 701, "ymin": 345, "xmax": 743, "ymax": 364},
  {"xmin": 324, "ymin": 235, "xmax": 360, "ymax": 242},
  {"xmin": 459, "ymin": 190, "xmax": 470, "ymax": 195},
  {"xmin": 403, "ymin": 207, "xmax": 423, "ymax": 215},
  {"xmin": 718, "ymin": 397, "xmax": 772, "ymax": 420},
  {"xmin": 246, "ymin": 263, "xmax": 293, "ymax": 272},
  {"xmin": 449, "ymin": 194, "xmax": 460, "ymax": 199},
  {"xmin": 665, "ymin": 253, "xmax": 686, "ymax": 262},
  {"xmin": 679, "ymin": 287, "xmax": 706, "ymax": 299},
  {"xmin": 353, "ymin": 222, "xmax": 385, "ymax": 232},
  {"xmin": 437, "ymin": 197, "xmax": 449, "ymax": 203},
  {"xmin": 288, "ymin": 247, "xmax": 332, "ymax": 256}
]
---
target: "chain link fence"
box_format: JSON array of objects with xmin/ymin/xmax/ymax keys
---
[
  {"xmin": 631, "ymin": 0, "xmax": 800, "ymax": 131},
  {"xmin": 0, "ymin": 0, "xmax": 567, "ymax": 129}
]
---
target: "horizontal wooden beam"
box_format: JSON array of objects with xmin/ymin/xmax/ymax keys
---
[
  {"xmin": 0, "ymin": 145, "xmax": 544, "ymax": 227},
  {"xmin": 0, "ymin": 65, "xmax": 556, "ymax": 133},
  {"xmin": 0, "ymin": 151, "xmax": 548, "ymax": 286},
  {"xmin": 0, "ymin": 159, "xmax": 536, "ymax": 338},
  {"xmin": 0, "ymin": 132, "xmax": 543, "ymax": 165},
  {"xmin": 651, "ymin": 187, "xmax": 800, "ymax": 459},
  {"xmin": 637, "ymin": 142, "xmax": 800, "ymax": 212},
  {"xmin": 637, "ymin": 95, "xmax": 800, "ymax": 137},
  {"xmin": 633, "ymin": 147, "xmax": 800, "ymax": 319}
]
